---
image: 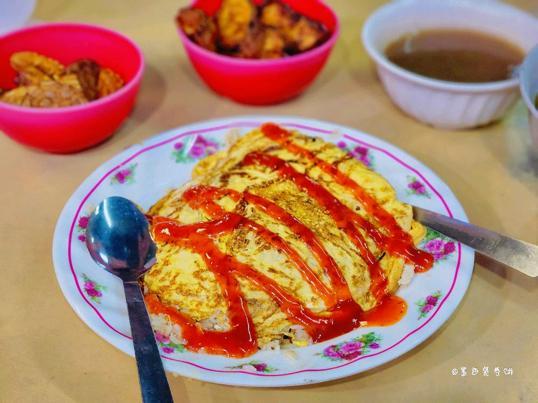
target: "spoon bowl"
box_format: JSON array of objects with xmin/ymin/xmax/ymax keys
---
[{"xmin": 86, "ymin": 196, "xmax": 156, "ymax": 281}]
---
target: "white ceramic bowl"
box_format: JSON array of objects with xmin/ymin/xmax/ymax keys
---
[
  {"xmin": 362, "ymin": 0, "xmax": 538, "ymax": 130},
  {"xmin": 519, "ymin": 45, "xmax": 538, "ymax": 151}
]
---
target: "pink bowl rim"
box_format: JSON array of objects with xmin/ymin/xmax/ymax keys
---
[
  {"xmin": 178, "ymin": 0, "xmax": 340, "ymax": 67},
  {"xmin": 0, "ymin": 22, "xmax": 145, "ymax": 114}
]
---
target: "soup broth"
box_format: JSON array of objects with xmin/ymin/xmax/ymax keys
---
[{"xmin": 385, "ymin": 29, "xmax": 524, "ymax": 83}]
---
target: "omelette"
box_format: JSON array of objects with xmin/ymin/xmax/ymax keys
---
[{"xmin": 143, "ymin": 123, "xmax": 433, "ymax": 357}]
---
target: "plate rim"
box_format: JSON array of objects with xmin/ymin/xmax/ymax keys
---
[{"xmin": 52, "ymin": 115, "xmax": 474, "ymax": 387}]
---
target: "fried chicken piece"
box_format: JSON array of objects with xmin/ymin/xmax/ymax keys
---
[
  {"xmin": 260, "ymin": 1, "xmax": 296, "ymax": 32},
  {"xmin": 10, "ymin": 51, "xmax": 65, "ymax": 85},
  {"xmin": 260, "ymin": 1, "xmax": 327, "ymax": 54},
  {"xmin": 261, "ymin": 28, "xmax": 285, "ymax": 58},
  {"xmin": 285, "ymin": 16, "xmax": 327, "ymax": 53},
  {"xmin": 236, "ymin": 21, "xmax": 265, "ymax": 58},
  {"xmin": 1, "ymin": 80, "xmax": 87, "ymax": 108},
  {"xmin": 97, "ymin": 67, "xmax": 124, "ymax": 98},
  {"xmin": 177, "ymin": 8, "xmax": 218, "ymax": 51},
  {"xmin": 217, "ymin": 0, "xmax": 257, "ymax": 49},
  {"xmin": 66, "ymin": 59, "xmax": 101, "ymax": 101}
]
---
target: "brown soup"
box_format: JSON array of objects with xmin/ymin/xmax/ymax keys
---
[{"xmin": 385, "ymin": 29, "xmax": 524, "ymax": 83}]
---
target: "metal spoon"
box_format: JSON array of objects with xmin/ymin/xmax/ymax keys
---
[{"xmin": 85, "ymin": 196, "xmax": 173, "ymax": 403}]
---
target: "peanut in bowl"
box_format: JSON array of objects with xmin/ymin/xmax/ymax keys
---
[{"xmin": 0, "ymin": 23, "xmax": 144, "ymax": 153}]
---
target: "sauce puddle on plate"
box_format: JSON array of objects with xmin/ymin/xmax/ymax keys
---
[{"xmin": 385, "ymin": 29, "xmax": 524, "ymax": 83}]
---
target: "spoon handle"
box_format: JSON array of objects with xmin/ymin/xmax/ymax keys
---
[{"xmin": 123, "ymin": 281, "xmax": 174, "ymax": 403}]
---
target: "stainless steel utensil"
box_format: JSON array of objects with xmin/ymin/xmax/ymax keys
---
[
  {"xmin": 85, "ymin": 196, "xmax": 173, "ymax": 403},
  {"xmin": 413, "ymin": 206, "xmax": 538, "ymax": 277}
]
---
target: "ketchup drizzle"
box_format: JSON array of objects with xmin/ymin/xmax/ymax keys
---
[
  {"xmin": 182, "ymin": 186, "xmax": 337, "ymax": 307},
  {"xmin": 143, "ymin": 123, "xmax": 433, "ymax": 358},
  {"xmin": 149, "ymin": 217, "xmax": 406, "ymax": 356},
  {"xmin": 260, "ymin": 122, "xmax": 433, "ymax": 272}
]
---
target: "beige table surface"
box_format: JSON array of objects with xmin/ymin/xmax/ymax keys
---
[{"xmin": 1, "ymin": 1, "xmax": 537, "ymax": 402}]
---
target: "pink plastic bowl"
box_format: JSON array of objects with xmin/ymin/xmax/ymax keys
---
[
  {"xmin": 0, "ymin": 23, "xmax": 144, "ymax": 153},
  {"xmin": 177, "ymin": 0, "xmax": 339, "ymax": 105}
]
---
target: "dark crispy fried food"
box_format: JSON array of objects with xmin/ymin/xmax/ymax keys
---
[
  {"xmin": 260, "ymin": 0, "xmax": 296, "ymax": 32},
  {"xmin": 66, "ymin": 59, "xmax": 101, "ymax": 101},
  {"xmin": 261, "ymin": 1, "xmax": 327, "ymax": 53},
  {"xmin": 237, "ymin": 21, "xmax": 265, "ymax": 58},
  {"xmin": 177, "ymin": 8, "xmax": 218, "ymax": 51},
  {"xmin": 286, "ymin": 16, "xmax": 328, "ymax": 53},
  {"xmin": 177, "ymin": 0, "xmax": 329, "ymax": 59},
  {"xmin": 261, "ymin": 28, "xmax": 286, "ymax": 58},
  {"xmin": 217, "ymin": 0, "xmax": 257, "ymax": 49},
  {"xmin": 97, "ymin": 68, "xmax": 124, "ymax": 98}
]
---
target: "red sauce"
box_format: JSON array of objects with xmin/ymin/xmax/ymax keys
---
[
  {"xmin": 185, "ymin": 185, "xmax": 351, "ymax": 300},
  {"xmin": 242, "ymin": 151, "xmax": 388, "ymax": 301},
  {"xmin": 144, "ymin": 123, "xmax": 434, "ymax": 357},
  {"xmin": 182, "ymin": 186, "xmax": 337, "ymax": 307},
  {"xmin": 358, "ymin": 295, "xmax": 407, "ymax": 327},
  {"xmin": 260, "ymin": 123, "xmax": 434, "ymax": 272},
  {"xmin": 149, "ymin": 217, "xmax": 406, "ymax": 355}
]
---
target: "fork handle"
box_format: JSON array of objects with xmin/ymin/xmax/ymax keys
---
[{"xmin": 413, "ymin": 206, "xmax": 538, "ymax": 277}]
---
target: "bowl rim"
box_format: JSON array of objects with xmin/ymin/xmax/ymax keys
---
[
  {"xmin": 0, "ymin": 21, "xmax": 145, "ymax": 114},
  {"xmin": 360, "ymin": 0, "xmax": 537, "ymax": 93},
  {"xmin": 177, "ymin": 0, "xmax": 340, "ymax": 67},
  {"xmin": 519, "ymin": 45, "xmax": 538, "ymax": 118}
]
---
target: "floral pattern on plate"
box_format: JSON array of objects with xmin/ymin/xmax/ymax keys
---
[
  {"xmin": 406, "ymin": 175, "xmax": 430, "ymax": 198},
  {"xmin": 81, "ymin": 273, "xmax": 106, "ymax": 303},
  {"xmin": 226, "ymin": 360, "xmax": 277, "ymax": 373},
  {"xmin": 318, "ymin": 332, "xmax": 382, "ymax": 361},
  {"xmin": 336, "ymin": 141, "xmax": 374, "ymax": 168},
  {"xmin": 172, "ymin": 135, "xmax": 219, "ymax": 163},
  {"xmin": 154, "ymin": 330, "xmax": 185, "ymax": 354},
  {"xmin": 416, "ymin": 291, "xmax": 443, "ymax": 319},
  {"xmin": 421, "ymin": 228, "xmax": 456, "ymax": 261},
  {"xmin": 76, "ymin": 214, "xmax": 90, "ymax": 242},
  {"xmin": 111, "ymin": 163, "xmax": 137, "ymax": 185}
]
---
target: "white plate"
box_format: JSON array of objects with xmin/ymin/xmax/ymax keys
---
[{"xmin": 53, "ymin": 116, "xmax": 474, "ymax": 387}]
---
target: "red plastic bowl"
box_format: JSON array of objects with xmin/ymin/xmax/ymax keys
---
[
  {"xmin": 0, "ymin": 23, "xmax": 144, "ymax": 153},
  {"xmin": 177, "ymin": 0, "xmax": 339, "ymax": 105}
]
